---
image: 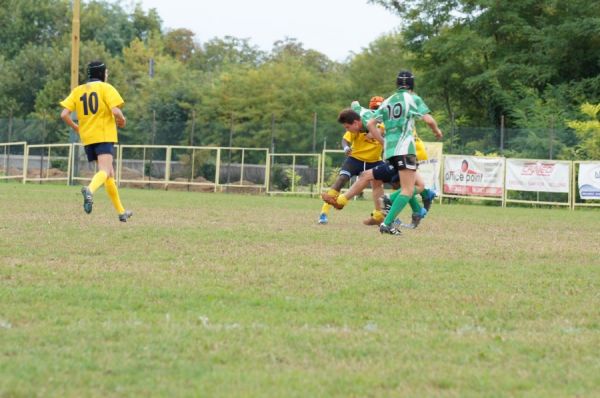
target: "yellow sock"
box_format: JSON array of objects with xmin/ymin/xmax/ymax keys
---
[
  {"xmin": 321, "ymin": 189, "xmax": 339, "ymax": 215},
  {"xmin": 88, "ymin": 170, "xmax": 107, "ymax": 194},
  {"xmin": 105, "ymin": 177, "xmax": 125, "ymax": 214},
  {"xmin": 337, "ymin": 194, "xmax": 348, "ymax": 206},
  {"xmin": 372, "ymin": 210, "xmax": 385, "ymax": 222}
]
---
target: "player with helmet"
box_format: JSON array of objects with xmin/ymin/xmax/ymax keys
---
[
  {"xmin": 366, "ymin": 70, "xmax": 443, "ymax": 235},
  {"xmin": 60, "ymin": 60, "xmax": 132, "ymax": 222},
  {"xmin": 322, "ymin": 97, "xmax": 437, "ymax": 227},
  {"xmin": 318, "ymin": 96, "xmax": 386, "ymax": 225}
]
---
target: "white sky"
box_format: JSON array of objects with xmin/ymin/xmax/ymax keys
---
[{"xmin": 133, "ymin": 0, "xmax": 401, "ymax": 61}]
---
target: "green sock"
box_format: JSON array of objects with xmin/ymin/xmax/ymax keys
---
[
  {"xmin": 420, "ymin": 188, "xmax": 431, "ymax": 201},
  {"xmin": 389, "ymin": 189, "xmax": 401, "ymax": 203},
  {"xmin": 408, "ymin": 188, "xmax": 422, "ymax": 213},
  {"xmin": 383, "ymin": 194, "xmax": 410, "ymax": 225}
]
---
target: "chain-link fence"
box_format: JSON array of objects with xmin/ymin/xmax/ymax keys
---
[{"xmin": 0, "ymin": 116, "xmax": 592, "ymax": 162}]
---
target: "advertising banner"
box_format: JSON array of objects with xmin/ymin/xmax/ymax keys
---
[
  {"xmin": 443, "ymin": 156, "xmax": 504, "ymax": 197},
  {"xmin": 506, "ymin": 159, "xmax": 570, "ymax": 193},
  {"xmin": 578, "ymin": 162, "xmax": 600, "ymax": 199},
  {"xmin": 420, "ymin": 142, "xmax": 443, "ymax": 192}
]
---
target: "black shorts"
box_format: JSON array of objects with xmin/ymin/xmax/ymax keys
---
[
  {"xmin": 388, "ymin": 155, "xmax": 418, "ymax": 172},
  {"xmin": 84, "ymin": 142, "xmax": 115, "ymax": 162},
  {"xmin": 372, "ymin": 161, "xmax": 399, "ymax": 184},
  {"xmin": 340, "ymin": 157, "xmax": 384, "ymax": 178}
]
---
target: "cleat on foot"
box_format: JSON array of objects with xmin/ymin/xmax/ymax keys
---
[
  {"xmin": 81, "ymin": 186, "xmax": 93, "ymax": 214},
  {"xmin": 118, "ymin": 210, "xmax": 133, "ymax": 222}
]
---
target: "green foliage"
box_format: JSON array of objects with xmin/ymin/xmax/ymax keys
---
[
  {"xmin": 0, "ymin": 0, "xmax": 70, "ymax": 58},
  {"xmin": 371, "ymin": 0, "xmax": 600, "ymax": 145},
  {"xmin": 50, "ymin": 158, "xmax": 68, "ymax": 171},
  {"xmin": 177, "ymin": 149, "xmax": 217, "ymax": 180},
  {"xmin": 325, "ymin": 167, "xmax": 341, "ymax": 187},
  {"xmin": 269, "ymin": 165, "xmax": 303, "ymax": 191},
  {"xmin": 566, "ymin": 103, "xmax": 600, "ymax": 160}
]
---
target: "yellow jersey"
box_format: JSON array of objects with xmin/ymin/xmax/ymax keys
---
[
  {"xmin": 343, "ymin": 131, "xmax": 382, "ymax": 163},
  {"xmin": 60, "ymin": 81, "xmax": 124, "ymax": 146}
]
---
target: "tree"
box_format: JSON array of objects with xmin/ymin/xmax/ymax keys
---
[
  {"xmin": 369, "ymin": 0, "xmax": 600, "ymax": 155},
  {"xmin": 0, "ymin": 0, "xmax": 70, "ymax": 58},
  {"xmin": 344, "ymin": 33, "xmax": 412, "ymax": 105},
  {"xmin": 80, "ymin": 0, "xmax": 135, "ymax": 56},
  {"xmin": 164, "ymin": 28, "xmax": 197, "ymax": 63},
  {"xmin": 566, "ymin": 103, "xmax": 600, "ymax": 160},
  {"xmin": 189, "ymin": 36, "xmax": 265, "ymax": 73}
]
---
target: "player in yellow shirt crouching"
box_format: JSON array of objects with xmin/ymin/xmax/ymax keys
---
[{"xmin": 318, "ymin": 96, "xmax": 386, "ymax": 224}]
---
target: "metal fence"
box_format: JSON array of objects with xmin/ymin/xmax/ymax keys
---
[{"xmin": 2, "ymin": 141, "xmax": 599, "ymax": 209}]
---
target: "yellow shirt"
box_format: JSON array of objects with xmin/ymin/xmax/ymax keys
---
[
  {"xmin": 60, "ymin": 81, "xmax": 124, "ymax": 146},
  {"xmin": 343, "ymin": 131, "xmax": 382, "ymax": 162}
]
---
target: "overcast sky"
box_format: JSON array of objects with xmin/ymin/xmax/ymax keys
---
[{"xmin": 134, "ymin": 0, "xmax": 401, "ymax": 61}]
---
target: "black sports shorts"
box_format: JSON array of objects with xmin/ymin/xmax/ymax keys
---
[
  {"xmin": 388, "ymin": 155, "xmax": 418, "ymax": 172},
  {"xmin": 372, "ymin": 161, "xmax": 399, "ymax": 184},
  {"xmin": 340, "ymin": 157, "xmax": 384, "ymax": 178},
  {"xmin": 84, "ymin": 142, "xmax": 115, "ymax": 162}
]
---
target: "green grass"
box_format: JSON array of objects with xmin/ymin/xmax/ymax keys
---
[{"xmin": 1, "ymin": 182, "xmax": 599, "ymax": 397}]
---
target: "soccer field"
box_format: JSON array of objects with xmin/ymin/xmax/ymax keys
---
[{"xmin": 1, "ymin": 183, "xmax": 599, "ymax": 397}]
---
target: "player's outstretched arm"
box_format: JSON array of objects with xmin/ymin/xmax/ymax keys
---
[
  {"xmin": 423, "ymin": 114, "xmax": 443, "ymax": 140},
  {"xmin": 367, "ymin": 119, "xmax": 384, "ymax": 145},
  {"xmin": 60, "ymin": 108, "xmax": 79, "ymax": 133},
  {"xmin": 112, "ymin": 107, "xmax": 126, "ymax": 128}
]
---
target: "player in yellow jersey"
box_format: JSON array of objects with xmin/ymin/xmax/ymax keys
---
[
  {"xmin": 318, "ymin": 96, "xmax": 386, "ymax": 225},
  {"xmin": 323, "ymin": 95, "xmax": 437, "ymax": 227},
  {"xmin": 324, "ymin": 126, "xmax": 437, "ymax": 227},
  {"xmin": 60, "ymin": 60, "xmax": 132, "ymax": 222}
]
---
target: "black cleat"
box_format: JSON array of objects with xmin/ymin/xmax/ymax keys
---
[
  {"xmin": 118, "ymin": 210, "xmax": 133, "ymax": 222},
  {"xmin": 379, "ymin": 223, "xmax": 402, "ymax": 236},
  {"xmin": 81, "ymin": 186, "xmax": 93, "ymax": 214},
  {"xmin": 379, "ymin": 195, "xmax": 392, "ymax": 215}
]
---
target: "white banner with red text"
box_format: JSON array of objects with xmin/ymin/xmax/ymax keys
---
[
  {"xmin": 443, "ymin": 156, "xmax": 504, "ymax": 197},
  {"xmin": 506, "ymin": 159, "xmax": 570, "ymax": 193}
]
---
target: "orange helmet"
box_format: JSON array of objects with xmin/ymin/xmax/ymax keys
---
[{"xmin": 369, "ymin": 96, "xmax": 384, "ymax": 110}]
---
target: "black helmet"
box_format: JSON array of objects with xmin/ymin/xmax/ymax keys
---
[
  {"xmin": 396, "ymin": 70, "xmax": 414, "ymax": 90},
  {"xmin": 87, "ymin": 60, "xmax": 106, "ymax": 82}
]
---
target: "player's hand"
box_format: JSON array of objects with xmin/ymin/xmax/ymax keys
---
[
  {"xmin": 344, "ymin": 147, "xmax": 352, "ymax": 156},
  {"xmin": 435, "ymin": 128, "xmax": 443, "ymax": 140},
  {"xmin": 116, "ymin": 117, "xmax": 126, "ymax": 128}
]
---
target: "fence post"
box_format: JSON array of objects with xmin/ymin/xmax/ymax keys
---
[
  {"xmin": 227, "ymin": 112, "xmax": 234, "ymax": 184},
  {"xmin": 190, "ymin": 110, "xmax": 195, "ymax": 147},
  {"xmin": 165, "ymin": 146, "xmax": 172, "ymax": 190},
  {"xmin": 500, "ymin": 115, "xmax": 504, "ymax": 155},
  {"xmin": 549, "ymin": 116, "xmax": 555, "ymax": 160},
  {"xmin": 6, "ymin": 110, "xmax": 12, "ymax": 178}
]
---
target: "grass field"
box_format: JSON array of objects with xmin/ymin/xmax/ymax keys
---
[{"xmin": 1, "ymin": 182, "xmax": 599, "ymax": 397}]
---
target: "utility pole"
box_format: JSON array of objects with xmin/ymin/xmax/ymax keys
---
[
  {"xmin": 312, "ymin": 112, "xmax": 317, "ymax": 153},
  {"xmin": 500, "ymin": 115, "xmax": 505, "ymax": 155},
  {"xmin": 451, "ymin": 112, "xmax": 455, "ymax": 152},
  {"xmin": 190, "ymin": 110, "xmax": 195, "ymax": 146},
  {"xmin": 270, "ymin": 113, "xmax": 275, "ymax": 167},
  {"xmin": 69, "ymin": 0, "xmax": 80, "ymax": 184},
  {"xmin": 549, "ymin": 116, "xmax": 555, "ymax": 160}
]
